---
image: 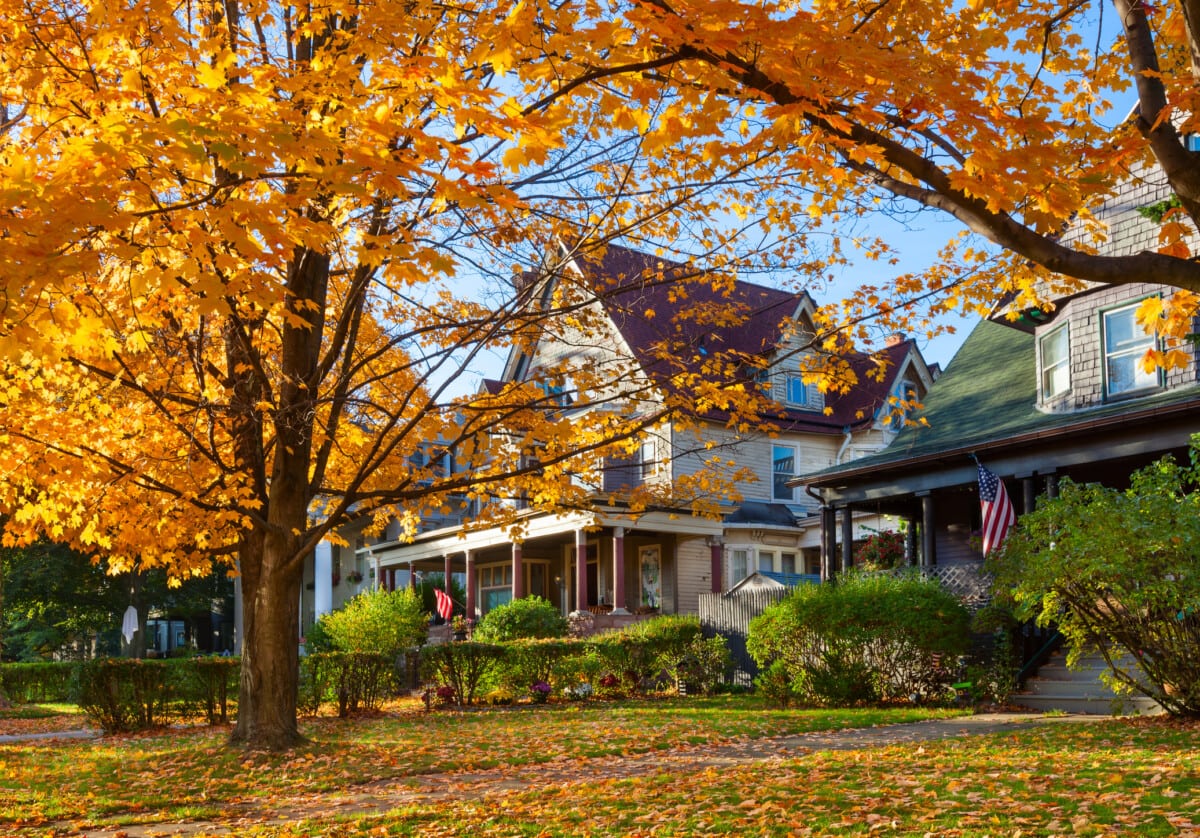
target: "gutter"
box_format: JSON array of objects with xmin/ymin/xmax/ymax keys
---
[{"xmin": 801, "ymin": 392, "xmax": 1200, "ymax": 488}]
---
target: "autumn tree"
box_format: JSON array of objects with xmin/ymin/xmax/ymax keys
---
[
  {"xmin": 620, "ymin": 0, "xmax": 1200, "ymax": 363},
  {"xmin": 0, "ymin": 0, "xmax": 826, "ymax": 749}
]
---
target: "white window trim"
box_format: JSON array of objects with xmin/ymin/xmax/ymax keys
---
[
  {"xmin": 1039, "ymin": 324, "xmax": 1071, "ymax": 399},
  {"xmin": 772, "ymin": 444, "xmax": 796, "ymax": 502},
  {"xmin": 1102, "ymin": 301, "xmax": 1160, "ymax": 399}
]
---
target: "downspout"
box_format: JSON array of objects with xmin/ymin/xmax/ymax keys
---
[{"xmin": 835, "ymin": 426, "xmax": 853, "ymax": 464}]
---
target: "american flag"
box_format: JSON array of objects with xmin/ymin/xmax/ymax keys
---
[
  {"xmin": 977, "ymin": 462, "xmax": 1016, "ymax": 556},
  {"xmin": 433, "ymin": 587, "xmax": 453, "ymax": 621}
]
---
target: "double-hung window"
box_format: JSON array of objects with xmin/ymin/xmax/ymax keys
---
[
  {"xmin": 1039, "ymin": 325, "xmax": 1071, "ymax": 399},
  {"xmin": 1103, "ymin": 302, "xmax": 1159, "ymax": 398},
  {"xmin": 772, "ymin": 445, "xmax": 795, "ymax": 502}
]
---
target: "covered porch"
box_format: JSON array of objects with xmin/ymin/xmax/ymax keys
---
[{"xmin": 359, "ymin": 510, "xmax": 724, "ymax": 623}]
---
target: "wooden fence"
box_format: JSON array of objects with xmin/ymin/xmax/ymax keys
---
[{"xmin": 699, "ymin": 588, "xmax": 790, "ymax": 686}]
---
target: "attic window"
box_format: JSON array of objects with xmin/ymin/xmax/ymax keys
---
[{"xmin": 785, "ymin": 374, "xmax": 807, "ymax": 406}]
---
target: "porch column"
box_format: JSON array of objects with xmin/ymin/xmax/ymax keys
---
[
  {"xmin": 371, "ymin": 553, "xmax": 381, "ymax": 591},
  {"xmin": 408, "ymin": 562, "xmax": 416, "ymax": 591},
  {"xmin": 611, "ymin": 527, "xmax": 629, "ymax": 614},
  {"xmin": 919, "ymin": 491, "xmax": 936, "ymax": 567},
  {"xmin": 1045, "ymin": 473, "xmax": 1059, "ymax": 499},
  {"xmin": 820, "ymin": 505, "xmax": 837, "ymax": 582},
  {"xmin": 444, "ymin": 553, "xmax": 453, "ymax": 599},
  {"xmin": 314, "ymin": 542, "xmax": 333, "ymax": 618},
  {"xmin": 464, "ymin": 550, "xmax": 476, "ymax": 620},
  {"xmin": 511, "ymin": 542, "xmax": 524, "ymax": 600},
  {"xmin": 839, "ymin": 507, "xmax": 854, "ymax": 574},
  {"xmin": 708, "ymin": 535, "xmax": 723, "ymax": 594},
  {"xmin": 904, "ymin": 523, "xmax": 917, "ymax": 567},
  {"xmin": 574, "ymin": 528, "xmax": 588, "ymax": 613},
  {"xmin": 1021, "ymin": 475, "xmax": 1037, "ymax": 514}
]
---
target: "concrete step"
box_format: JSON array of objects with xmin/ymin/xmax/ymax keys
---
[
  {"xmin": 1013, "ymin": 693, "xmax": 1158, "ymax": 716},
  {"xmin": 1017, "ymin": 649, "xmax": 1163, "ymax": 716}
]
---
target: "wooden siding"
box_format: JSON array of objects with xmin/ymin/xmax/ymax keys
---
[
  {"xmin": 674, "ymin": 537, "xmax": 711, "ymax": 615},
  {"xmin": 669, "ymin": 422, "xmax": 842, "ymax": 513}
]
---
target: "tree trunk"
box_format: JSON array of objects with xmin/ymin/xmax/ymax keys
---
[{"xmin": 230, "ymin": 527, "xmax": 305, "ymax": 750}]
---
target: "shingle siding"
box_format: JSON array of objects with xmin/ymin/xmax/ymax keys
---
[{"xmin": 1036, "ymin": 282, "xmax": 1198, "ymax": 411}]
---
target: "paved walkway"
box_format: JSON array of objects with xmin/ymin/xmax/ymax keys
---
[{"xmin": 32, "ymin": 712, "xmax": 1102, "ymax": 838}]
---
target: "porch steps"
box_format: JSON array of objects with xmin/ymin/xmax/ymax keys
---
[{"xmin": 1015, "ymin": 650, "xmax": 1163, "ymax": 716}]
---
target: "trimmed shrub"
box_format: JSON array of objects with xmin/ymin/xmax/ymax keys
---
[
  {"xmin": 182, "ymin": 657, "xmax": 239, "ymax": 724},
  {"xmin": 473, "ymin": 596, "xmax": 568, "ymax": 642},
  {"xmin": 300, "ymin": 652, "xmax": 394, "ymax": 717},
  {"xmin": 747, "ymin": 571, "xmax": 971, "ymax": 706},
  {"xmin": 75, "ymin": 658, "xmax": 172, "ymax": 733},
  {"xmin": 0, "ymin": 661, "xmax": 77, "ymax": 703},
  {"xmin": 593, "ymin": 614, "xmax": 703, "ymax": 693},
  {"xmin": 499, "ymin": 637, "xmax": 586, "ymax": 694},
  {"xmin": 420, "ymin": 642, "xmax": 505, "ymax": 706}
]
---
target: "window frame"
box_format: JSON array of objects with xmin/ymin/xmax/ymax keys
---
[
  {"xmin": 1102, "ymin": 300, "xmax": 1161, "ymax": 399},
  {"xmin": 639, "ymin": 438, "xmax": 657, "ymax": 478},
  {"xmin": 772, "ymin": 444, "xmax": 796, "ymax": 502},
  {"xmin": 785, "ymin": 373, "xmax": 808, "ymax": 406},
  {"xmin": 1038, "ymin": 323, "xmax": 1071, "ymax": 400},
  {"xmin": 730, "ymin": 548, "xmax": 748, "ymax": 584}
]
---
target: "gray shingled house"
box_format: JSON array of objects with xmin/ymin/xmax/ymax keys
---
[{"xmin": 800, "ymin": 158, "xmax": 1200, "ymax": 578}]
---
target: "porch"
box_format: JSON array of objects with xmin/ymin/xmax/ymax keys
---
[{"xmin": 360, "ymin": 510, "xmax": 724, "ymax": 622}]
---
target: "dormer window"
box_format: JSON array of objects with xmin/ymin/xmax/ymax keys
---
[
  {"xmin": 1103, "ymin": 301, "xmax": 1160, "ymax": 398},
  {"xmin": 1039, "ymin": 324, "xmax": 1071, "ymax": 399}
]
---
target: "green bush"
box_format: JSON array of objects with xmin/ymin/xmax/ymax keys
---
[
  {"xmin": 316, "ymin": 588, "xmax": 428, "ymax": 659},
  {"xmin": 75, "ymin": 658, "xmax": 172, "ymax": 733},
  {"xmin": 420, "ymin": 642, "xmax": 505, "ymax": 706},
  {"xmin": 0, "ymin": 661, "xmax": 77, "ymax": 703},
  {"xmin": 498, "ymin": 638, "xmax": 586, "ymax": 692},
  {"xmin": 755, "ymin": 659, "xmax": 796, "ymax": 708},
  {"xmin": 670, "ymin": 635, "xmax": 731, "ymax": 696},
  {"xmin": 473, "ymin": 596, "xmax": 568, "ymax": 642},
  {"xmin": 747, "ymin": 571, "xmax": 971, "ymax": 706},
  {"xmin": 590, "ymin": 614, "xmax": 703, "ymax": 693},
  {"xmin": 181, "ymin": 657, "xmax": 239, "ymax": 724},
  {"xmin": 989, "ymin": 444, "xmax": 1200, "ymax": 716},
  {"xmin": 300, "ymin": 652, "xmax": 395, "ymax": 717}
]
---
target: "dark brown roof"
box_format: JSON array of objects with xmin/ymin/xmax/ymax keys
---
[{"xmin": 571, "ymin": 244, "xmax": 920, "ymax": 434}]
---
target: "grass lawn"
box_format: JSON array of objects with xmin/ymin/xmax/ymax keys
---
[{"xmin": 1, "ymin": 697, "xmax": 1197, "ymax": 836}]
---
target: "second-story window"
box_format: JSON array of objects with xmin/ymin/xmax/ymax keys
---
[
  {"xmin": 1103, "ymin": 302, "xmax": 1159, "ymax": 398},
  {"xmin": 772, "ymin": 444, "xmax": 795, "ymax": 501},
  {"xmin": 640, "ymin": 438, "xmax": 657, "ymax": 478},
  {"xmin": 1039, "ymin": 324, "xmax": 1071, "ymax": 399}
]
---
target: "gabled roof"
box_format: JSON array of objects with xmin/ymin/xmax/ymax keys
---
[
  {"xmin": 575, "ymin": 244, "xmax": 805, "ymax": 360},
  {"xmin": 558, "ymin": 244, "xmax": 926, "ymax": 434}
]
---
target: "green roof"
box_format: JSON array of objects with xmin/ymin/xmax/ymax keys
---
[{"xmin": 803, "ymin": 317, "xmax": 1200, "ymax": 485}]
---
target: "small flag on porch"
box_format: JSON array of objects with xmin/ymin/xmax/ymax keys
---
[
  {"xmin": 977, "ymin": 462, "xmax": 1016, "ymax": 556},
  {"xmin": 434, "ymin": 587, "xmax": 453, "ymax": 620}
]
